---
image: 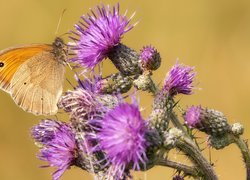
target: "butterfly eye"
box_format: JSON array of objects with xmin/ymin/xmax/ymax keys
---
[{"xmin": 0, "ymin": 62, "xmax": 4, "ymax": 67}]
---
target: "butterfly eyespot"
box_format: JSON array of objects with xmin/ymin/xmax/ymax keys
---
[
  {"xmin": 24, "ymin": 82, "xmax": 27, "ymax": 85},
  {"xmin": 41, "ymin": 98, "xmax": 43, "ymax": 101},
  {"xmin": 0, "ymin": 62, "xmax": 4, "ymax": 67}
]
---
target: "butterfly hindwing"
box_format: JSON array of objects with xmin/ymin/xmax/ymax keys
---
[{"xmin": 10, "ymin": 51, "xmax": 65, "ymax": 115}]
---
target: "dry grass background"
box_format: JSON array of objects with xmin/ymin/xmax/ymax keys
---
[{"xmin": 0, "ymin": 0, "xmax": 250, "ymax": 179}]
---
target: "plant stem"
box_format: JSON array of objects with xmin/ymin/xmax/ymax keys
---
[
  {"xmin": 176, "ymin": 136, "xmax": 218, "ymax": 180},
  {"xmin": 232, "ymin": 135, "xmax": 250, "ymax": 180},
  {"xmin": 170, "ymin": 112, "xmax": 189, "ymax": 137},
  {"xmin": 157, "ymin": 159, "xmax": 199, "ymax": 177},
  {"xmin": 148, "ymin": 76, "xmax": 158, "ymax": 95}
]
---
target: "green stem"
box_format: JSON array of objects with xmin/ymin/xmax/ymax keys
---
[
  {"xmin": 170, "ymin": 112, "xmax": 189, "ymax": 137},
  {"xmin": 232, "ymin": 135, "xmax": 250, "ymax": 180},
  {"xmin": 157, "ymin": 159, "xmax": 199, "ymax": 177},
  {"xmin": 148, "ymin": 75, "xmax": 158, "ymax": 96},
  {"xmin": 176, "ymin": 136, "xmax": 218, "ymax": 180}
]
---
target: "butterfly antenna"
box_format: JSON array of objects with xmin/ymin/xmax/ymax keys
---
[
  {"xmin": 55, "ymin": 9, "xmax": 66, "ymax": 36},
  {"xmin": 59, "ymin": 32, "xmax": 71, "ymax": 38}
]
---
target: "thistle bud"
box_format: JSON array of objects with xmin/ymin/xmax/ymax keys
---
[
  {"xmin": 208, "ymin": 134, "xmax": 233, "ymax": 150},
  {"xmin": 96, "ymin": 73, "xmax": 133, "ymax": 94},
  {"xmin": 149, "ymin": 91, "xmax": 173, "ymax": 133},
  {"xmin": 164, "ymin": 128, "xmax": 183, "ymax": 148},
  {"xmin": 184, "ymin": 106, "xmax": 230, "ymax": 136},
  {"xmin": 139, "ymin": 45, "xmax": 161, "ymax": 71},
  {"xmin": 133, "ymin": 73, "xmax": 153, "ymax": 92},
  {"xmin": 231, "ymin": 123, "xmax": 244, "ymax": 136},
  {"xmin": 108, "ymin": 43, "xmax": 142, "ymax": 75}
]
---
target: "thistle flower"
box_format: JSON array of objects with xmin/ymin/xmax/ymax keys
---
[
  {"xmin": 184, "ymin": 106, "xmax": 230, "ymax": 136},
  {"xmin": 31, "ymin": 119, "xmax": 62, "ymax": 145},
  {"xmin": 184, "ymin": 106, "xmax": 202, "ymax": 128},
  {"xmin": 139, "ymin": 45, "xmax": 161, "ymax": 71},
  {"xmin": 95, "ymin": 102, "xmax": 148, "ymax": 178},
  {"xmin": 163, "ymin": 62, "xmax": 196, "ymax": 96},
  {"xmin": 58, "ymin": 87, "xmax": 98, "ymax": 118},
  {"xmin": 70, "ymin": 3, "xmax": 135, "ymax": 70},
  {"xmin": 32, "ymin": 120, "xmax": 78, "ymax": 180}
]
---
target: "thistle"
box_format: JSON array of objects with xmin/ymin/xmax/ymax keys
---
[
  {"xmin": 70, "ymin": 4, "xmax": 141, "ymax": 75},
  {"xmin": 31, "ymin": 120, "xmax": 79, "ymax": 180},
  {"xmin": 25, "ymin": 3, "xmax": 250, "ymax": 180},
  {"xmin": 163, "ymin": 62, "xmax": 196, "ymax": 96},
  {"xmin": 92, "ymin": 102, "xmax": 149, "ymax": 178}
]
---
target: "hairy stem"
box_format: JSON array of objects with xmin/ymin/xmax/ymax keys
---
[
  {"xmin": 148, "ymin": 76, "xmax": 158, "ymax": 95},
  {"xmin": 176, "ymin": 136, "xmax": 218, "ymax": 180},
  {"xmin": 232, "ymin": 135, "xmax": 250, "ymax": 180},
  {"xmin": 157, "ymin": 159, "xmax": 199, "ymax": 177},
  {"xmin": 170, "ymin": 112, "xmax": 189, "ymax": 137}
]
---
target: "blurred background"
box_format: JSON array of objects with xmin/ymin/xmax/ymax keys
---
[{"xmin": 0, "ymin": 0, "xmax": 250, "ymax": 179}]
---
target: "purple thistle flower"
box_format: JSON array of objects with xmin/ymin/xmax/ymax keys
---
[
  {"xmin": 32, "ymin": 120, "xmax": 78, "ymax": 180},
  {"xmin": 70, "ymin": 3, "xmax": 135, "ymax": 69},
  {"xmin": 31, "ymin": 119, "xmax": 65, "ymax": 145},
  {"xmin": 163, "ymin": 62, "xmax": 196, "ymax": 96},
  {"xmin": 184, "ymin": 106, "xmax": 230, "ymax": 136},
  {"xmin": 58, "ymin": 87, "xmax": 98, "ymax": 116},
  {"xmin": 139, "ymin": 45, "xmax": 161, "ymax": 71},
  {"xmin": 184, "ymin": 106, "xmax": 202, "ymax": 128},
  {"xmin": 95, "ymin": 102, "xmax": 148, "ymax": 178},
  {"xmin": 58, "ymin": 78, "xmax": 119, "ymax": 120}
]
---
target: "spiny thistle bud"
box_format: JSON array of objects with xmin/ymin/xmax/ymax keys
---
[
  {"xmin": 144, "ymin": 130, "xmax": 162, "ymax": 170},
  {"xmin": 108, "ymin": 43, "xmax": 142, "ymax": 75},
  {"xmin": 133, "ymin": 73, "xmax": 154, "ymax": 92},
  {"xmin": 231, "ymin": 123, "xmax": 244, "ymax": 136},
  {"xmin": 164, "ymin": 128, "xmax": 183, "ymax": 148},
  {"xmin": 184, "ymin": 106, "xmax": 230, "ymax": 136},
  {"xmin": 149, "ymin": 91, "xmax": 173, "ymax": 133},
  {"xmin": 208, "ymin": 134, "xmax": 234, "ymax": 150},
  {"xmin": 139, "ymin": 45, "xmax": 161, "ymax": 71},
  {"xmin": 96, "ymin": 73, "xmax": 133, "ymax": 94}
]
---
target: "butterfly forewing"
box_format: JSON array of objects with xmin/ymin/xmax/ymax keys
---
[{"xmin": 0, "ymin": 45, "xmax": 51, "ymax": 92}]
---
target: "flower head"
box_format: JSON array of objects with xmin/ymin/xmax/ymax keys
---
[
  {"xmin": 163, "ymin": 62, "xmax": 196, "ymax": 96},
  {"xmin": 184, "ymin": 106, "xmax": 230, "ymax": 136},
  {"xmin": 58, "ymin": 87, "xmax": 98, "ymax": 117},
  {"xmin": 32, "ymin": 120, "xmax": 78, "ymax": 180},
  {"xmin": 31, "ymin": 119, "xmax": 62, "ymax": 145},
  {"xmin": 70, "ymin": 3, "xmax": 135, "ymax": 69},
  {"xmin": 58, "ymin": 77, "xmax": 119, "ymax": 118},
  {"xmin": 184, "ymin": 106, "xmax": 202, "ymax": 128},
  {"xmin": 139, "ymin": 45, "xmax": 161, "ymax": 71},
  {"xmin": 95, "ymin": 102, "xmax": 148, "ymax": 178}
]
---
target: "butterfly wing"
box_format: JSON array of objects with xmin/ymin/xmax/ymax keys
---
[
  {"xmin": 0, "ymin": 44, "xmax": 65, "ymax": 115},
  {"xmin": 0, "ymin": 45, "xmax": 51, "ymax": 92},
  {"xmin": 10, "ymin": 50, "xmax": 65, "ymax": 115}
]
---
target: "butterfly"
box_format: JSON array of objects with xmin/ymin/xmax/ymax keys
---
[{"xmin": 0, "ymin": 37, "xmax": 66, "ymax": 115}]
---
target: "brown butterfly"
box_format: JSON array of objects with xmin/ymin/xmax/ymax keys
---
[{"xmin": 0, "ymin": 37, "xmax": 66, "ymax": 115}]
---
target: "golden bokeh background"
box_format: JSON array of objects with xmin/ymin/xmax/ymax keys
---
[{"xmin": 0, "ymin": 0, "xmax": 250, "ymax": 179}]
